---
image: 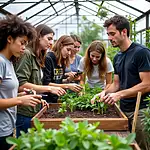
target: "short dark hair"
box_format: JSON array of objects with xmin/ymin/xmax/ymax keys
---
[
  {"xmin": 0, "ymin": 15, "xmax": 36, "ymax": 51},
  {"xmin": 70, "ymin": 34, "xmax": 82, "ymax": 44},
  {"xmin": 104, "ymin": 15, "xmax": 130, "ymax": 37}
]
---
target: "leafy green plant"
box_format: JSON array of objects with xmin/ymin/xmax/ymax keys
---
[
  {"xmin": 78, "ymin": 16, "xmax": 104, "ymax": 54},
  {"xmin": 60, "ymin": 84, "xmax": 108, "ymax": 115},
  {"xmin": 58, "ymin": 102, "xmax": 67, "ymax": 114},
  {"xmin": 7, "ymin": 117, "xmax": 136, "ymax": 150},
  {"xmin": 106, "ymin": 46, "xmax": 119, "ymax": 62},
  {"xmin": 143, "ymin": 97, "xmax": 150, "ymax": 142}
]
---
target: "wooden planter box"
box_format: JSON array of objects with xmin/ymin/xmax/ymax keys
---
[
  {"xmin": 9, "ymin": 143, "xmax": 140, "ymax": 150},
  {"xmin": 31, "ymin": 103, "xmax": 128, "ymax": 131}
]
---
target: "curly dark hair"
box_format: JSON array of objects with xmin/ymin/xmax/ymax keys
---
[
  {"xmin": 104, "ymin": 15, "xmax": 130, "ymax": 37},
  {"xmin": 0, "ymin": 15, "xmax": 36, "ymax": 51}
]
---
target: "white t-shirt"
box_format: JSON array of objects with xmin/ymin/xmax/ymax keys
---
[{"xmin": 78, "ymin": 57, "xmax": 114, "ymax": 89}]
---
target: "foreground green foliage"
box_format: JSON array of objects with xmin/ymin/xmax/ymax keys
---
[
  {"xmin": 60, "ymin": 84, "xmax": 108, "ymax": 115},
  {"xmin": 7, "ymin": 118, "xmax": 135, "ymax": 150},
  {"xmin": 143, "ymin": 97, "xmax": 150, "ymax": 142}
]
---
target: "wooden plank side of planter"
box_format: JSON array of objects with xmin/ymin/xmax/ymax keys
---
[
  {"xmin": 114, "ymin": 103, "xmax": 128, "ymax": 119},
  {"xmin": 31, "ymin": 103, "xmax": 128, "ymax": 131}
]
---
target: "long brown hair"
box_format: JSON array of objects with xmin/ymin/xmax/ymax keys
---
[
  {"xmin": 28, "ymin": 24, "xmax": 54, "ymax": 67},
  {"xmin": 52, "ymin": 35, "xmax": 74, "ymax": 67},
  {"xmin": 84, "ymin": 40, "xmax": 107, "ymax": 81}
]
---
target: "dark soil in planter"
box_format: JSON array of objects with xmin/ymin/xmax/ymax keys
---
[{"xmin": 41, "ymin": 106, "xmax": 119, "ymax": 118}]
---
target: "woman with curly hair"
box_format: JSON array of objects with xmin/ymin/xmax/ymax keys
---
[
  {"xmin": 0, "ymin": 15, "xmax": 41, "ymax": 150},
  {"xmin": 78, "ymin": 40, "xmax": 114, "ymax": 89}
]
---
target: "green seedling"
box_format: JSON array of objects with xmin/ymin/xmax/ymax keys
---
[{"xmin": 58, "ymin": 102, "xmax": 67, "ymax": 114}]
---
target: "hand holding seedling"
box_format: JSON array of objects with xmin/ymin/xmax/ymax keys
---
[
  {"xmin": 91, "ymin": 90, "xmax": 106, "ymax": 104},
  {"xmin": 102, "ymin": 92, "xmax": 121, "ymax": 105}
]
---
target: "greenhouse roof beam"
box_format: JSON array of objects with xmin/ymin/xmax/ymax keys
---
[
  {"xmin": 135, "ymin": 9, "xmax": 150, "ymax": 21},
  {"xmin": 79, "ymin": 3, "xmax": 98, "ymax": 15},
  {"xmin": 25, "ymin": 1, "xmax": 59, "ymax": 21},
  {"xmin": 17, "ymin": 0, "xmax": 45, "ymax": 16},
  {"xmin": 81, "ymin": 7, "xmax": 102, "ymax": 20},
  {"xmin": 48, "ymin": 0, "xmax": 58, "ymax": 16},
  {"xmin": 42, "ymin": 6, "xmax": 74, "ymax": 25},
  {"xmin": 74, "ymin": 0, "xmax": 79, "ymax": 16},
  {"xmin": 51, "ymin": 13, "xmax": 76, "ymax": 28},
  {"xmin": 116, "ymin": 0, "xmax": 144, "ymax": 14},
  {"xmin": 106, "ymin": 2, "xmax": 137, "ymax": 17},
  {"xmin": 34, "ymin": 3, "xmax": 74, "ymax": 26},
  {"xmin": 0, "ymin": 8, "xmax": 12, "ymax": 15},
  {"xmin": 0, "ymin": 0, "xmax": 15, "ymax": 9}
]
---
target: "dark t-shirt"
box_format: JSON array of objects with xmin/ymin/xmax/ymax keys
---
[
  {"xmin": 42, "ymin": 52, "xmax": 65, "ymax": 103},
  {"xmin": 114, "ymin": 42, "xmax": 150, "ymax": 112}
]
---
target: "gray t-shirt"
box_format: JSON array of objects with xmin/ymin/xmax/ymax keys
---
[
  {"xmin": 0, "ymin": 54, "xmax": 18, "ymax": 137},
  {"xmin": 78, "ymin": 57, "xmax": 114, "ymax": 88},
  {"xmin": 65, "ymin": 54, "xmax": 82, "ymax": 73}
]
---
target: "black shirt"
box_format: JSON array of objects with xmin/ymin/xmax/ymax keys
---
[
  {"xmin": 114, "ymin": 42, "xmax": 150, "ymax": 112},
  {"xmin": 42, "ymin": 52, "xmax": 65, "ymax": 103}
]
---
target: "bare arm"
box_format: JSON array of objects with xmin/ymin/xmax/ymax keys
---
[
  {"xmin": 0, "ymin": 95, "xmax": 41, "ymax": 110},
  {"xmin": 0, "ymin": 97, "xmax": 22, "ymax": 109},
  {"xmin": 19, "ymin": 82, "xmax": 66, "ymax": 96},
  {"xmin": 80, "ymin": 73, "xmax": 86, "ymax": 85},
  {"xmin": 48, "ymin": 82, "xmax": 82, "ymax": 93},
  {"xmin": 19, "ymin": 82, "xmax": 51, "ymax": 93},
  {"xmin": 104, "ymin": 72, "xmax": 113, "ymax": 90},
  {"xmin": 105, "ymin": 74, "xmax": 120, "ymax": 93},
  {"xmin": 103, "ymin": 72, "xmax": 150, "ymax": 105},
  {"xmin": 48, "ymin": 82, "xmax": 68, "ymax": 89},
  {"xmin": 116, "ymin": 72, "xmax": 150, "ymax": 98}
]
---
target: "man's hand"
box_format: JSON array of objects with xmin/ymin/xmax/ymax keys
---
[
  {"xmin": 91, "ymin": 91, "xmax": 106, "ymax": 104},
  {"xmin": 102, "ymin": 93, "xmax": 121, "ymax": 105}
]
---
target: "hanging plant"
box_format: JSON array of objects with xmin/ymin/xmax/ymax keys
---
[{"xmin": 97, "ymin": 6, "xmax": 108, "ymax": 20}]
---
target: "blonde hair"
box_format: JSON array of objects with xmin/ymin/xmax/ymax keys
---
[{"xmin": 84, "ymin": 40, "xmax": 107, "ymax": 81}]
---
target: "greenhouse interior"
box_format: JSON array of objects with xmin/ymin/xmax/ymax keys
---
[{"xmin": 0, "ymin": 0, "xmax": 150, "ymax": 150}]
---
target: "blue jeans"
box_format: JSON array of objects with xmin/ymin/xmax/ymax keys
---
[{"xmin": 16, "ymin": 114, "xmax": 32, "ymax": 138}]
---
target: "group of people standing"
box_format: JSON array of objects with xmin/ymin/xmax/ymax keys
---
[{"xmin": 0, "ymin": 14, "xmax": 150, "ymax": 150}]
